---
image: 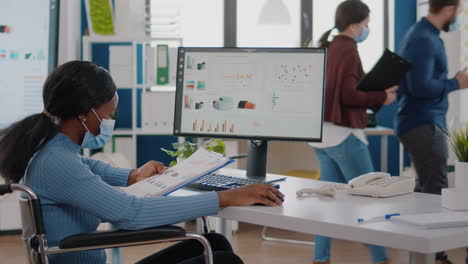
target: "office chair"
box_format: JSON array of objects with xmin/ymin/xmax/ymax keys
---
[{"xmin": 0, "ymin": 183, "xmax": 214, "ymax": 264}]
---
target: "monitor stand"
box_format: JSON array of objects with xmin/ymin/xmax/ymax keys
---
[{"xmin": 246, "ymin": 140, "xmax": 268, "ymax": 181}]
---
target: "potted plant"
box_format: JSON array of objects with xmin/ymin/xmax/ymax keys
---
[
  {"xmin": 442, "ymin": 124, "xmax": 468, "ymax": 210},
  {"xmin": 161, "ymin": 139, "xmax": 226, "ymax": 166},
  {"xmin": 448, "ymin": 124, "xmax": 468, "ymax": 189}
]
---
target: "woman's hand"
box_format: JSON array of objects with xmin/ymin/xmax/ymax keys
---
[
  {"xmin": 128, "ymin": 161, "xmax": 168, "ymax": 185},
  {"xmin": 383, "ymin": 85, "xmax": 398, "ymax": 105},
  {"xmin": 217, "ymin": 183, "xmax": 285, "ymax": 207}
]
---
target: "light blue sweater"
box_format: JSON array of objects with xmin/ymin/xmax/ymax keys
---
[{"xmin": 25, "ymin": 133, "xmax": 220, "ymax": 263}]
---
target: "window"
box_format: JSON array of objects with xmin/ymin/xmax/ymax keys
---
[
  {"xmin": 313, "ymin": 0, "xmax": 385, "ymax": 71},
  {"xmin": 148, "ymin": 0, "xmax": 223, "ymax": 47},
  {"xmin": 237, "ymin": 0, "xmax": 301, "ymax": 47}
]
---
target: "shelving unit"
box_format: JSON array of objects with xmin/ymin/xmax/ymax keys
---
[
  {"xmin": 82, "ymin": 35, "xmax": 182, "ymax": 166},
  {"xmin": 82, "ymin": 35, "xmax": 183, "ymax": 264}
]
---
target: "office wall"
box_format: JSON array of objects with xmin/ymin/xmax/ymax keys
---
[
  {"xmin": 440, "ymin": 0, "xmax": 468, "ymax": 163},
  {"xmin": 458, "ymin": 0, "xmax": 468, "ymax": 124}
]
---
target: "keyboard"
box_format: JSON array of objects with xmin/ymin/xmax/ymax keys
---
[{"xmin": 186, "ymin": 173, "xmax": 280, "ymax": 191}]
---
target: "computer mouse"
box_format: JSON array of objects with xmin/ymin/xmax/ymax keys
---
[{"xmin": 253, "ymin": 196, "xmax": 284, "ymax": 206}]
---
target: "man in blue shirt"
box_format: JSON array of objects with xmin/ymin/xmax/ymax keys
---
[{"xmin": 397, "ymin": 1, "xmax": 468, "ymax": 263}]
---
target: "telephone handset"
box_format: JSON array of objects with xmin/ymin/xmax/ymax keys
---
[
  {"xmin": 347, "ymin": 172, "xmax": 415, "ymax": 197},
  {"xmin": 296, "ymin": 172, "xmax": 415, "ymax": 198},
  {"xmin": 348, "ymin": 172, "xmax": 391, "ymax": 188}
]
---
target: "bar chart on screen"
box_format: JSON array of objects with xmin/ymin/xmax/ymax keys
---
[{"xmin": 192, "ymin": 120, "xmax": 237, "ymax": 134}]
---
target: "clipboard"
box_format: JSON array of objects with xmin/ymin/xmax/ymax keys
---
[
  {"xmin": 119, "ymin": 148, "xmax": 234, "ymax": 198},
  {"xmin": 357, "ymin": 49, "xmax": 411, "ymax": 92}
]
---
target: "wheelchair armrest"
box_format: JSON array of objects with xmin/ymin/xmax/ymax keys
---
[
  {"xmin": 0, "ymin": 184, "xmax": 12, "ymax": 195},
  {"xmin": 59, "ymin": 225, "xmax": 186, "ymax": 249}
]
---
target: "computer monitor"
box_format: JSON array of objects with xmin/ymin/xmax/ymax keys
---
[
  {"xmin": 0, "ymin": 0, "xmax": 59, "ymax": 128},
  {"xmin": 174, "ymin": 47, "xmax": 326, "ymax": 179}
]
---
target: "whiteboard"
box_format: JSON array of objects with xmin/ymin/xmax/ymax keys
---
[{"xmin": 0, "ymin": 0, "xmax": 59, "ymax": 128}]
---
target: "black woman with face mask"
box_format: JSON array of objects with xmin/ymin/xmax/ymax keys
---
[{"xmin": 0, "ymin": 60, "xmax": 284, "ymax": 264}]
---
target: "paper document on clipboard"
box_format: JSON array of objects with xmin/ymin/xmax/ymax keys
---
[{"xmin": 119, "ymin": 148, "xmax": 234, "ymax": 198}]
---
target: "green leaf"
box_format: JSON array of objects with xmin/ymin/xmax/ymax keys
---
[
  {"xmin": 160, "ymin": 148, "xmax": 177, "ymax": 157},
  {"xmin": 204, "ymin": 138, "xmax": 226, "ymax": 156},
  {"xmin": 162, "ymin": 139, "xmax": 227, "ymax": 162},
  {"xmin": 448, "ymin": 124, "xmax": 468, "ymax": 162},
  {"xmin": 162, "ymin": 141, "xmax": 200, "ymax": 162}
]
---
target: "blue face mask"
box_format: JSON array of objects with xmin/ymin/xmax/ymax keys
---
[
  {"xmin": 355, "ymin": 26, "xmax": 369, "ymax": 43},
  {"xmin": 80, "ymin": 109, "xmax": 115, "ymax": 149},
  {"xmin": 449, "ymin": 15, "xmax": 462, "ymax": 32}
]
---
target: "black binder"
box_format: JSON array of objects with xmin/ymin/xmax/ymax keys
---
[{"xmin": 357, "ymin": 49, "xmax": 411, "ymax": 91}]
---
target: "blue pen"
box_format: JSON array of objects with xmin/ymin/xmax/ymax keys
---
[
  {"xmin": 357, "ymin": 213, "xmax": 400, "ymax": 223},
  {"xmin": 267, "ymin": 177, "xmax": 287, "ymax": 183}
]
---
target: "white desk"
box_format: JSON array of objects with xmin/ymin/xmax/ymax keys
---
[
  {"xmin": 210, "ymin": 168, "xmax": 468, "ymax": 264},
  {"xmin": 364, "ymin": 126, "xmax": 394, "ymax": 172}
]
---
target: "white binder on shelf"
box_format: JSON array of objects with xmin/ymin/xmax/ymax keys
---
[
  {"xmin": 109, "ymin": 45, "xmax": 133, "ymax": 88},
  {"xmin": 141, "ymin": 91, "xmax": 175, "ymax": 133}
]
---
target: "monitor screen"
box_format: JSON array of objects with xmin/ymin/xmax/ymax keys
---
[
  {"xmin": 0, "ymin": 0, "xmax": 59, "ymax": 128},
  {"xmin": 174, "ymin": 47, "xmax": 326, "ymax": 142}
]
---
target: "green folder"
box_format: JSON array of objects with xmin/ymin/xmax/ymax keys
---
[{"xmin": 157, "ymin": 45, "xmax": 169, "ymax": 85}]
